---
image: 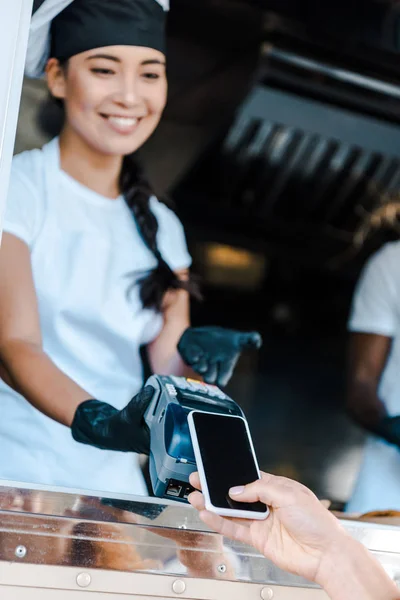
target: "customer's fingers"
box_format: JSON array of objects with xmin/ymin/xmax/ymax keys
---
[
  {"xmin": 229, "ymin": 473, "xmax": 314, "ymax": 509},
  {"xmin": 188, "ymin": 479, "xmax": 253, "ymax": 544},
  {"xmin": 189, "ymin": 472, "xmax": 201, "ymax": 490},
  {"xmin": 196, "ymin": 509, "xmax": 253, "ymax": 546},
  {"xmin": 190, "ymin": 471, "xmax": 304, "ymax": 511},
  {"xmin": 188, "ymin": 491, "xmax": 205, "ymax": 511},
  {"xmin": 191, "ymin": 471, "xmax": 313, "ymax": 511}
]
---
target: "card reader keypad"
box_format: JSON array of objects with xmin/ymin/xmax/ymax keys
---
[
  {"xmin": 170, "ymin": 376, "xmax": 227, "ymax": 400},
  {"xmin": 165, "ymin": 383, "xmax": 177, "ymax": 397}
]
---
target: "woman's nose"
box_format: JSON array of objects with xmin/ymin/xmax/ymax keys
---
[{"xmin": 115, "ymin": 77, "xmax": 141, "ymax": 108}]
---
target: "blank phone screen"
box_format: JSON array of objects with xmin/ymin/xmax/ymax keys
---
[{"xmin": 191, "ymin": 412, "xmax": 268, "ymax": 513}]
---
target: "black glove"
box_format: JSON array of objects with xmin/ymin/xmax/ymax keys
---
[
  {"xmin": 71, "ymin": 386, "xmax": 155, "ymax": 455},
  {"xmin": 178, "ymin": 326, "xmax": 262, "ymax": 387},
  {"xmin": 375, "ymin": 416, "xmax": 400, "ymax": 447}
]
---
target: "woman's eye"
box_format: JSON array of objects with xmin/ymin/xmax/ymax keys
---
[
  {"xmin": 142, "ymin": 72, "xmax": 161, "ymax": 80},
  {"xmin": 91, "ymin": 68, "xmax": 115, "ymax": 76}
]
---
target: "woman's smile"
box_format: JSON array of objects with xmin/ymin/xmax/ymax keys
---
[{"xmin": 99, "ymin": 113, "xmax": 142, "ymax": 135}]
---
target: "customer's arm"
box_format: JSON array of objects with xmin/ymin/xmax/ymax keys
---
[
  {"xmin": 189, "ymin": 472, "xmax": 399, "ymax": 600},
  {"xmin": 317, "ymin": 533, "xmax": 398, "ymax": 600}
]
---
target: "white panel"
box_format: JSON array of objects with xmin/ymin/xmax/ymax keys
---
[{"xmin": 0, "ymin": 0, "xmax": 34, "ymax": 241}]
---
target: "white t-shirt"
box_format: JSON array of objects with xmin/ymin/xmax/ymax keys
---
[
  {"xmin": 347, "ymin": 241, "xmax": 400, "ymax": 513},
  {"xmin": 0, "ymin": 137, "xmax": 191, "ymax": 495}
]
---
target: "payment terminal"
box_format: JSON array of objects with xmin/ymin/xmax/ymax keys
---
[{"xmin": 144, "ymin": 375, "xmax": 243, "ymax": 502}]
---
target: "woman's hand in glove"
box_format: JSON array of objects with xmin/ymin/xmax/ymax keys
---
[
  {"xmin": 71, "ymin": 386, "xmax": 155, "ymax": 455},
  {"xmin": 178, "ymin": 326, "xmax": 262, "ymax": 387}
]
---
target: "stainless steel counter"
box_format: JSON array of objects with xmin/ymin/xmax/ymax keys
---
[{"xmin": 0, "ymin": 480, "xmax": 398, "ymax": 599}]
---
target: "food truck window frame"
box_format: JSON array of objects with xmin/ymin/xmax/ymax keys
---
[{"xmin": 0, "ymin": 0, "xmax": 34, "ymax": 240}]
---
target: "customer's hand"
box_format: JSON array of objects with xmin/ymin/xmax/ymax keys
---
[
  {"xmin": 189, "ymin": 473, "xmax": 400, "ymax": 600},
  {"xmin": 188, "ymin": 471, "xmax": 346, "ymax": 584},
  {"xmin": 178, "ymin": 326, "xmax": 262, "ymax": 387},
  {"xmin": 71, "ymin": 386, "xmax": 154, "ymax": 454}
]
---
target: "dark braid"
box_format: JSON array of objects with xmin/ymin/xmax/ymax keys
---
[{"xmin": 120, "ymin": 153, "xmax": 201, "ymax": 311}]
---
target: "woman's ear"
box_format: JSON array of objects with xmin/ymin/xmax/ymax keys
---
[{"xmin": 46, "ymin": 58, "xmax": 67, "ymax": 100}]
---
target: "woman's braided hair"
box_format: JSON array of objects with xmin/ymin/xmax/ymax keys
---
[{"xmin": 119, "ymin": 152, "xmax": 201, "ymax": 310}]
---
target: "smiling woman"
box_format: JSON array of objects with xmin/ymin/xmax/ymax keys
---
[
  {"xmin": 0, "ymin": 0, "xmax": 260, "ymax": 497},
  {"xmin": 46, "ymin": 46, "xmax": 168, "ymax": 160},
  {"xmin": 0, "ymin": 0, "xmax": 197, "ymax": 496}
]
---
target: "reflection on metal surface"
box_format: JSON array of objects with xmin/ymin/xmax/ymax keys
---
[
  {"xmin": 0, "ymin": 481, "xmax": 398, "ymax": 594},
  {"xmin": 0, "ymin": 481, "xmax": 312, "ymax": 587}
]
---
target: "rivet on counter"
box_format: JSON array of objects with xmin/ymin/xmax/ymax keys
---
[
  {"xmin": 15, "ymin": 545, "xmax": 27, "ymax": 559},
  {"xmin": 260, "ymin": 587, "xmax": 274, "ymax": 600},
  {"xmin": 217, "ymin": 564, "xmax": 227, "ymax": 574},
  {"xmin": 172, "ymin": 580, "xmax": 186, "ymax": 594},
  {"xmin": 76, "ymin": 573, "xmax": 92, "ymax": 588}
]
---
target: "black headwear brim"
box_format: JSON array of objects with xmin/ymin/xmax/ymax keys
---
[
  {"xmin": 51, "ymin": 0, "xmax": 166, "ymax": 60},
  {"xmin": 25, "ymin": 0, "xmax": 167, "ymax": 78}
]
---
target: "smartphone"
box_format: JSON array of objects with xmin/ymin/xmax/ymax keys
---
[{"xmin": 188, "ymin": 410, "xmax": 269, "ymax": 520}]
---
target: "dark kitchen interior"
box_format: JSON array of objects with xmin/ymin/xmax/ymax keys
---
[{"xmin": 24, "ymin": 0, "xmax": 400, "ymax": 504}]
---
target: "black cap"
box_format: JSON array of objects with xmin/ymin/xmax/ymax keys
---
[{"xmin": 26, "ymin": 0, "xmax": 168, "ymax": 78}]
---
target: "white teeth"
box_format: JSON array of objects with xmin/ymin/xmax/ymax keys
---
[{"xmin": 108, "ymin": 116, "xmax": 138, "ymax": 129}]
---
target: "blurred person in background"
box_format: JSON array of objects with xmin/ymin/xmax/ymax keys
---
[{"xmin": 346, "ymin": 200, "xmax": 400, "ymax": 513}]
